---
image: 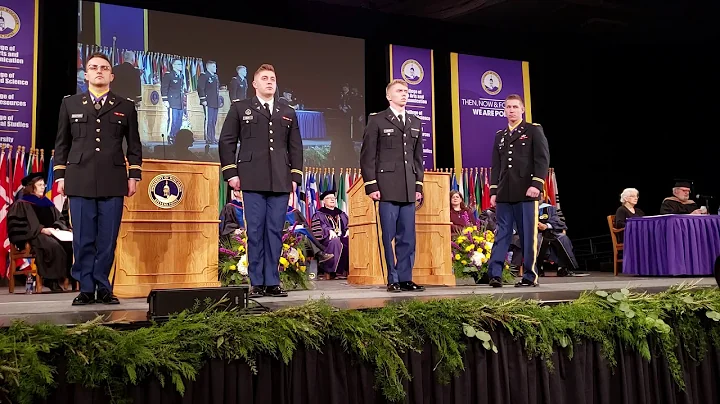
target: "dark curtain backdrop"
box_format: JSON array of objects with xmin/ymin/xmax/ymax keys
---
[
  {"xmin": 41, "ymin": 331, "xmax": 720, "ymax": 404},
  {"xmin": 36, "ymin": 0, "xmax": 720, "ymax": 238}
]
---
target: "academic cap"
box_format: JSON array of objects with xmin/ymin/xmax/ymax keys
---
[
  {"xmin": 673, "ymin": 178, "xmax": 693, "ymax": 188},
  {"xmin": 21, "ymin": 172, "xmax": 44, "ymax": 187},
  {"xmin": 320, "ymin": 190, "xmax": 336, "ymax": 200}
]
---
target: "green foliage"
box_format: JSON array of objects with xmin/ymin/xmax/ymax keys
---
[{"xmin": 2, "ymin": 283, "xmax": 720, "ymax": 403}]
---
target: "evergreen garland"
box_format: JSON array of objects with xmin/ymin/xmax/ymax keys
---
[{"xmin": 1, "ymin": 283, "xmax": 720, "ymax": 403}]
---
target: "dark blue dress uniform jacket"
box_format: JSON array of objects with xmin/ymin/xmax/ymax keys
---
[
  {"xmin": 218, "ymin": 97, "xmax": 303, "ymax": 193},
  {"xmin": 360, "ymin": 108, "xmax": 424, "ymax": 203},
  {"xmin": 489, "ymin": 121, "xmax": 549, "ymax": 203},
  {"xmin": 53, "ymin": 91, "xmax": 142, "ymax": 198}
]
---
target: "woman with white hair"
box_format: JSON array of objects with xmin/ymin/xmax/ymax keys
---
[{"xmin": 614, "ymin": 188, "xmax": 645, "ymax": 241}]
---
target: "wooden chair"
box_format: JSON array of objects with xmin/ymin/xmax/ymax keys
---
[
  {"xmin": 8, "ymin": 243, "xmax": 41, "ymax": 294},
  {"xmin": 607, "ymin": 215, "xmax": 624, "ymax": 276}
]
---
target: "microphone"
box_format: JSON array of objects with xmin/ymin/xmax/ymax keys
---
[
  {"xmin": 161, "ymin": 133, "xmax": 166, "ymax": 159},
  {"xmin": 696, "ymin": 194, "xmax": 714, "ymax": 199}
]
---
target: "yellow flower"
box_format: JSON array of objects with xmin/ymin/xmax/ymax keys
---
[
  {"xmin": 463, "ymin": 227, "xmax": 473, "ymax": 234},
  {"xmin": 454, "ymin": 254, "xmax": 461, "ymax": 261},
  {"xmin": 300, "ymin": 266, "xmax": 307, "ymax": 272},
  {"xmin": 485, "ymin": 244, "xmax": 492, "ymax": 252},
  {"xmin": 465, "ymin": 244, "xmax": 475, "ymax": 252},
  {"xmin": 279, "ymin": 257, "xmax": 289, "ymax": 267},
  {"xmin": 229, "ymin": 265, "xmax": 237, "ymax": 271},
  {"xmin": 237, "ymin": 246, "xmax": 245, "ymax": 253},
  {"xmin": 461, "ymin": 260, "xmax": 467, "ymax": 265},
  {"xmin": 473, "ymin": 235, "xmax": 481, "ymax": 243},
  {"xmin": 473, "ymin": 226, "xmax": 478, "ymax": 231},
  {"xmin": 298, "ymin": 252, "xmax": 305, "ymax": 261},
  {"xmin": 282, "ymin": 243, "xmax": 290, "ymax": 250},
  {"xmin": 456, "ymin": 236, "xmax": 467, "ymax": 243}
]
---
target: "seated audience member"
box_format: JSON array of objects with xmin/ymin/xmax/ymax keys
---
[
  {"xmin": 286, "ymin": 195, "xmax": 334, "ymax": 265},
  {"xmin": 7, "ymin": 173, "xmax": 73, "ymax": 292},
  {"xmin": 450, "ymin": 191, "xmax": 477, "ymax": 233},
  {"xmin": 219, "ymin": 190, "xmax": 245, "ymax": 237},
  {"xmin": 311, "ymin": 191, "xmax": 349, "ymax": 280},
  {"xmin": 536, "ymin": 201, "xmax": 583, "ymax": 277},
  {"xmin": 477, "ymin": 207, "xmax": 498, "ymax": 232},
  {"xmin": 660, "ymin": 180, "xmax": 704, "ymax": 215},
  {"xmin": 614, "ymin": 188, "xmax": 644, "ymax": 243}
]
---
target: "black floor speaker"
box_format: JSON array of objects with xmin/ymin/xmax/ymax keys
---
[{"xmin": 147, "ymin": 286, "xmax": 250, "ymax": 320}]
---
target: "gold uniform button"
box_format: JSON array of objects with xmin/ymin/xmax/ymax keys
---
[
  {"xmin": 510, "ymin": 144, "xmax": 514, "ymax": 148},
  {"xmin": 269, "ymin": 122, "xmax": 273, "ymax": 126},
  {"xmin": 96, "ymin": 128, "xmax": 100, "ymax": 132},
  {"xmin": 270, "ymin": 147, "xmax": 274, "ymax": 151},
  {"xmin": 509, "ymin": 164, "xmax": 513, "ymax": 168},
  {"xmin": 95, "ymin": 148, "xmax": 100, "ymax": 151},
  {"xmin": 270, "ymin": 130, "xmax": 273, "ymax": 134},
  {"xmin": 270, "ymin": 139, "xmax": 274, "ymax": 142},
  {"xmin": 509, "ymin": 151, "xmax": 513, "ymax": 154},
  {"xmin": 508, "ymin": 158, "xmax": 512, "ymax": 161},
  {"xmin": 96, "ymin": 119, "xmax": 100, "ymax": 123},
  {"xmin": 95, "ymin": 138, "xmax": 100, "ymax": 142}
]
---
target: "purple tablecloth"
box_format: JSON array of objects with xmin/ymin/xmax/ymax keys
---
[
  {"xmin": 296, "ymin": 110, "xmax": 326, "ymax": 139},
  {"xmin": 624, "ymin": 215, "xmax": 720, "ymax": 275}
]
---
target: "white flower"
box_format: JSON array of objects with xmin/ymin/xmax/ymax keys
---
[
  {"xmin": 287, "ymin": 247, "xmax": 299, "ymax": 264},
  {"xmin": 471, "ymin": 251, "xmax": 486, "ymax": 267},
  {"xmin": 237, "ymin": 255, "xmax": 249, "ymax": 276}
]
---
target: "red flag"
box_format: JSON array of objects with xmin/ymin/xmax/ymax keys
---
[
  {"xmin": 481, "ymin": 168, "xmax": 491, "ymax": 211},
  {"xmin": 0, "ymin": 147, "xmax": 10, "ymax": 277},
  {"xmin": 546, "ymin": 169, "xmax": 557, "ymax": 206},
  {"xmin": 11, "ymin": 148, "xmax": 22, "ymax": 198}
]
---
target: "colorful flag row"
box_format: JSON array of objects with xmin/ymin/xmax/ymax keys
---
[{"xmin": 78, "ymin": 43, "xmax": 206, "ymax": 92}]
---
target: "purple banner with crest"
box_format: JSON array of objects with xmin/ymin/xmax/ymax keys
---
[
  {"xmin": 451, "ymin": 53, "xmax": 529, "ymax": 168},
  {"xmin": 0, "ymin": 0, "xmax": 38, "ymax": 150},
  {"xmin": 389, "ymin": 45, "xmax": 435, "ymax": 170}
]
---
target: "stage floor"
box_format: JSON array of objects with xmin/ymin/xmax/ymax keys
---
[{"xmin": 0, "ymin": 272, "xmax": 716, "ymax": 327}]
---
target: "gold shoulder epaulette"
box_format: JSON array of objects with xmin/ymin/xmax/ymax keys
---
[
  {"xmin": 532, "ymin": 122, "xmax": 541, "ymax": 126},
  {"xmin": 496, "ymin": 129, "xmax": 503, "ymax": 134},
  {"xmin": 127, "ymin": 97, "xmax": 134, "ymax": 102},
  {"xmin": 369, "ymin": 112, "xmax": 378, "ymax": 116},
  {"xmin": 63, "ymin": 94, "xmax": 71, "ymax": 98}
]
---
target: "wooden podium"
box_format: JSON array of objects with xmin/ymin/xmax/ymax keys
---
[
  {"xmin": 346, "ymin": 171, "xmax": 455, "ymax": 286},
  {"xmin": 112, "ymin": 159, "xmax": 221, "ymax": 298}
]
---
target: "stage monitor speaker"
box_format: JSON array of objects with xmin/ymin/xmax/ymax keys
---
[{"xmin": 147, "ymin": 286, "xmax": 250, "ymax": 320}]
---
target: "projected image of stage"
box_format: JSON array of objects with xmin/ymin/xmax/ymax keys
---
[{"xmin": 76, "ymin": 2, "xmax": 365, "ymax": 168}]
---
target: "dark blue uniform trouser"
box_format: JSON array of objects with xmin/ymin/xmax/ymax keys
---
[
  {"xmin": 488, "ymin": 200, "xmax": 540, "ymax": 283},
  {"xmin": 204, "ymin": 106, "xmax": 218, "ymax": 143},
  {"xmin": 69, "ymin": 196, "xmax": 124, "ymax": 294},
  {"xmin": 378, "ymin": 201, "xmax": 416, "ymax": 284},
  {"xmin": 168, "ymin": 107, "xmax": 183, "ymax": 142},
  {"xmin": 243, "ymin": 191, "xmax": 288, "ymax": 287}
]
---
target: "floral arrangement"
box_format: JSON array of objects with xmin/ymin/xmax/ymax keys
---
[
  {"xmin": 218, "ymin": 225, "xmax": 311, "ymax": 290},
  {"xmin": 452, "ymin": 223, "xmax": 515, "ymax": 284},
  {"xmin": 219, "ymin": 230, "xmax": 250, "ymax": 287}
]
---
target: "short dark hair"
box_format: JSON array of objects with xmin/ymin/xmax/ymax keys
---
[
  {"xmin": 86, "ymin": 52, "xmax": 111, "ymax": 70},
  {"xmin": 206, "ymin": 60, "xmax": 216, "ymax": 67},
  {"xmin": 505, "ymin": 94, "xmax": 524, "ymax": 105}
]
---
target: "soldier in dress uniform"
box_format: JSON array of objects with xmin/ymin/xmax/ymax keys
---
[
  {"xmin": 161, "ymin": 59, "xmax": 184, "ymax": 144},
  {"xmin": 54, "ymin": 52, "xmax": 143, "ymax": 306},
  {"xmin": 198, "ymin": 60, "xmax": 220, "ymax": 144},
  {"xmin": 229, "ymin": 65, "xmax": 248, "ymax": 103},
  {"xmin": 486, "ymin": 94, "xmax": 549, "ymax": 288},
  {"xmin": 360, "ymin": 79, "xmax": 425, "ymax": 293},
  {"xmin": 219, "ymin": 64, "xmax": 303, "ymax": 298}
]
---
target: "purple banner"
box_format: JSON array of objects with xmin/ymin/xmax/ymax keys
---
[
  {"xmin": 0, "ymin": 0, "xmax": 37, "ymax": 150},
  {"xmin": 389, "ymin": 45, "xmax": 435, "ymax": 170},
  {"xmin": 451, "ymin": 53, "xmax": 530, "ymax": 168}
]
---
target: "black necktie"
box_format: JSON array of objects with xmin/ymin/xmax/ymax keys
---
[
  {"xmin": 398, "ymin": 114, "xmax": 404, "ymax": 129},
  {"xmin": 264, "ymin": 103, "xmax": 271, "ymax": 117}
]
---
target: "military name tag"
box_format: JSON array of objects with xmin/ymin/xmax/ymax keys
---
[
  {"xmin": 383, "ymin": 129, "xmax": 394, "ymax": 133},
  {"xmin": 242, "ymin": 115, "xmax": 253, "ymax": 120},
  {"xmin": 71, "ymin": 113, "xmax": 83, "ymax": 119}
]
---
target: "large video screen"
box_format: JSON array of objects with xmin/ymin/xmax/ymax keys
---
[{"xmin": 76, "ymin": 2, "xmax": 365, "ymax": 167}]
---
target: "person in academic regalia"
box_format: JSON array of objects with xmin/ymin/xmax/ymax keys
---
[
  {"xmin": 660, "ymin": 180, "xmax": 704, "ymax": 215},
  {"xmin": 219, "ymin": 190, "xmax": 245, "ymax": 237},
  {"xmin": 311, "ymin": 191, "xmax": 349, "ymax": 279},
  {"xmin": 285, "ymin": 194, "xmax": 334, "ymax": 265},
  {"xmin": 535, "ymin": 201, "xmax": 583, "ymax": 277},
  {"xmin": 7, "ymin": 173, "xmax": 73, "ymax": 292}
]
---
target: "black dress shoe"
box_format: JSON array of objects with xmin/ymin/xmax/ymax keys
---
[
  {"xmin": 47, "ymin": 280, "xmax": 64, "ymax": 293},
  {"xmin": 249, "ymin": 286, "xmax": 265, "ymax": 298},
  {"xmin": 387, "ymin": 283, "xmax": 401, "ymax": 293},
  {"xmin": 488, "ymin": 277, "xmax": 503, "ymax": 288},
  {"xmin": 72, "ymin": 292, "xmax": 95, "ymax": 306},
  {"xmin": 399, "ymin": 281, "xmax": 425, "ymax": 292},
  {"xmin": 515, "ymin": 278, "xmax": 538, "ymax": 287},
  {"xmin": 316, "ymin": 251, "xmax": 334, "ymax": 263},
  {"xmin": 264, "ymin": 285, "xmax": 288, "ymax": 297},
  {"xmin": 98, "ymin": 291, "xmax": 120, "ymax": 304}
]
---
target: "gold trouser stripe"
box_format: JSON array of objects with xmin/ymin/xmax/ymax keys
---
[
  {"xmin": 373, "ymin": 201, "xmax": 388, "ymax": 282},
  {"xmin": 529, "ymin": 200, "xmax": 539, "ymax": 283}
]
